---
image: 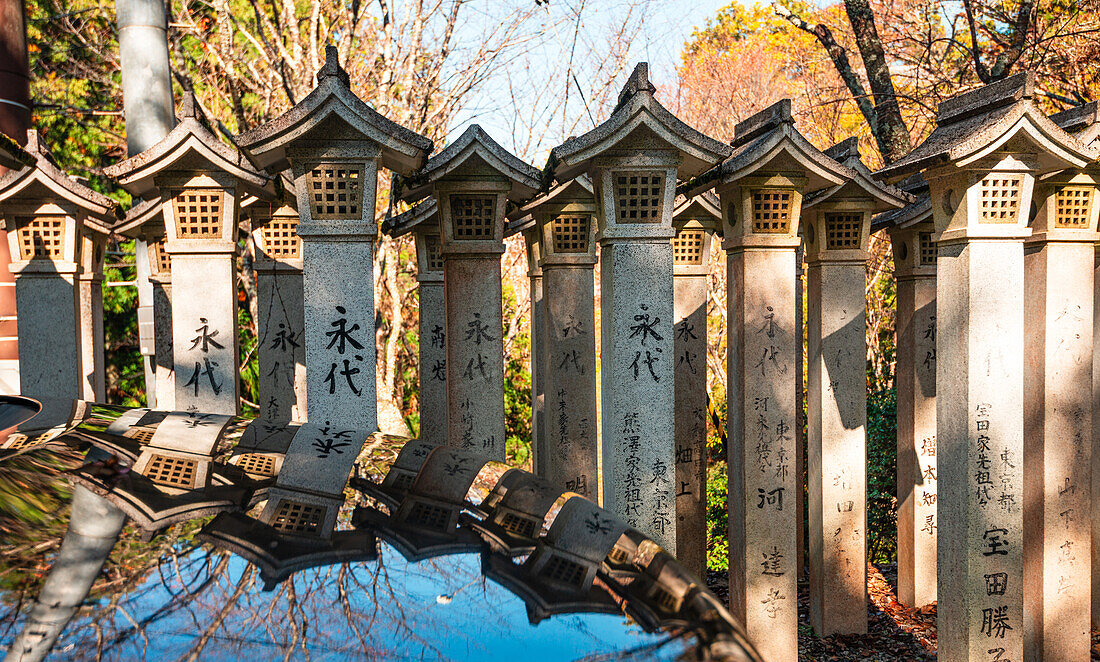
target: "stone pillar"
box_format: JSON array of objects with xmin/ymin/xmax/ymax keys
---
[
  {"xmin": 721, "ymin": 178, "xmax": 802, "ymax": 662},
  {"xmin": 161, "ymin": 175, "xmax": 241, "ymax": 415},
  {"xmin": 595, "ymin": 163, "xmax": 678, "ymax": 549},
  {"xmin": 1022, "ymin": 174, "xmax": 1097, "ymax": 661},
  {"xmin": 414, "ymin": 227, "xmax": 446, "ymax": 445},
  {"xmin": 804, "ymin": 205, "xmax": 871, "ymax": 635},
  {"xmin": 147, "ymin": 236, "xmax": 174, "ymax": 411},
  {"xmin": 134, "ymin": 236, "xmax": 157, "ymax": 407},
  {"xmin": 76, "ymin": 230, "xmax": 107, "ymax": 400},
  {"xmin": 524, "ymin": 228, "xmax": 547, "ymax": 475},
  {"xmin": 438, "ymin": 183, "xmax": 508, "ymax": 460},
  {"xmin": 1094, "ymin": 242, "xmax": 1100, "ymax": 630},
  {"xmin": 250, "ymin": 202, "xmax": 306, "ymax": 422},
  {"xmin": 539, "ymin": 210, "xmax": 598, "ymax": 500},
  {"xmin": 932, "ymin": 166, "xmax": 1030, "ymax": 662},
  {"xmin": 6, "ymin": 215, "xmax": 82, "ymax": 400},
  {"xmin": 291, "ymin": 155, "xmax": 379, "ymax": 431},
  {"xmin": 889, "ymin": 222, "xmax": 938, "ymax": 609},
  {"xmin": 672, "ymin": 221, "xmax": 713, "ymax": 579}
]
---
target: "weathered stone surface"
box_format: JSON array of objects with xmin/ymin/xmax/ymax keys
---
[{"xmin": 417, "ymin": 277, "xmax": 446, "ymax": 444}]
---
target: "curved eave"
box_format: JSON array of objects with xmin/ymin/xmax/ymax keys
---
[
  {"xmin": 504, "ymin": 213, "xmax": 535, "ymax": 238},
  {"xmin": 511, "ymin": 176, "xmax": 594, "ymax": 220},
  {"xmin": 113, "ymin": 198, "xmax": 164, "ymax": 238},
  {"xmin": 237, "ymin": 81, "xmax": 432, "ymax": 176},
  {"xmin": 0, "ymin": 134, "xmax": 32, "ymax": 171},
  {"xmin": 672, "ymin": 192, "xmax": 721, "ymax": 222},
  {"xmin": 105, "ymin": 120, "xmax": 270, "ymax": 197},
  {"xmin": 0, "ymin": 166, "xmax": 117, "ymax": 222},
  {"xmin": 713, "ymin": 126, "xmax": 850, "ymax": 194},
  {"xmin": 871, "ymin": 194, "xmax": 932, "ymax": 233},
  {"xmin": 953, "ymin": 110, "xmax": 1098, "ymax": 170},
  {"xmin": 402, "ymin": 127, "xmax": 540, "ymax": 203},
  {"xmin": 550, "ymin": 98, "xmax": 731, "ymax": 182},
  {"xmin": 382, "ymin": 198, "xmax": 438, "ymax": 238},
  {"xmin": 803, "ymin": 166, "xmax": 913, "ymax": 213}
]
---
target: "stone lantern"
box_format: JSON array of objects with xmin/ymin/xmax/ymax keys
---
[
  {"xmin": 114, "ymin": 198, "xmax": 174, "ymax": 409},
  {"xmin": 238, "ymin": 46, "xmax": 432, "ymax": 432},
  {"xmin": 473, "ymin": 468, "xmax": 564, "ymax": 556},
  {"xmin": 876, "ymin": 72, "xmax": 1098, "ymax": 662},
  {"xmin": 876, "ymin": 186, "xmax": 937, "ymax": 610},
  {"xmin": 547, "ymin": 64, "xmax": 730, "ymax": 550},
  {"xmin": 382, "ymin": 199, "xmax": 446, "ymax": 445},
  {"xmin": 0, "ymin": 130, "xmax": 119, "ymax": 401},
  {"xmin": 669, "ymin": 191, "xmax": 720, "ymax": 581},
  {"xmin": 246, "ymin": 189, "xmax": 307, "ymax": 423},
  {"xmin": 105, "ymin": 95, "xmax": 272, "ymax": 416},
  {"xmin": 680, "ymin": 98, "xmax": 878, "ymax": 661},
  {"xmin": 508, "ymin": 176, "xmax": 599, "ymax": 498},
  {"xmin": 400, "ymin": 125, "xmax": 541, "ymax": 461}
]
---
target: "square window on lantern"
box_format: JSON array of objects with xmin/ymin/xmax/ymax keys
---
[
  {"xmin": 1054, "ymin": 186, "xmax": 1094, "ymax": 229},
  {"xmin": 272, "ymin": 500, "xmax": 325, "ymax": 534},
  {"xmin": 552, "ymin": 215, "xmax": 590, "ymax": 253},
  {"xmin": 261, "ymin": 216, "xmax": 301, "ymax": 259},
  {"xmin": 308, "ymin": 166, "xmax": 363, "ymax": 220},
  {"xmin": 919, "ymin": 232, "xmax": 936, "ymax": 266},
  {"xmin": 672, "ymin": 228, "xmax": 705, "ymax": 265},
  {"xmin": 173, "ymin": 191, "xmax": 224, "ymax": 237},
  {"xmin": 423, "ymin": 234, "xmax": 444, "ymax": 270},
  {"xmin": 144, "ymin": 454, "xmax": 198, "ymax": 489},
  {"xmin": 450, "ymin": 195, "xmax": 496, "ymax": 239},
  {"xmin": 16, "ymin": 216, "xmax": 66, "ymax": 260},
  {"xmin": 978, "ymin": 176, "xmax": 1023, "ymax": 223},
  {"xmin": 150, "ymin": 238, "xmax": 172, "ymax": 275},
  {"xmin": 615, "ymin": 172, "xmax": 663, "ymax": 223},
  {"xmin": 751, "ymin": 191, "xmax": 792, "ymax": 234},
  {"xmin": 824, "ymin": 213, "xmax": 862, "ymax": 250}
]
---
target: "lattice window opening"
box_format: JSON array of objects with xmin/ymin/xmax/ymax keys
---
[
  {"xmin": 423, "ymin": 235, "xmax": 444, "ymax": 271},
  {"xmin": 16, "ymin": 216, "xmax": 66, "ymax": 260},
  {"xmin": 978, "ymin": 175, "xmax": 1023, "ymax": 223},
  {"xmin": 236, "ymin": 453, "xmax": 277, "ymax": 476},
  {"xmin": 144, "ymin": 454, "xmax": 198, "ymax": 489},
  {"xmin": 499, "ymin": 511, "xmax": 539, "ymax": 538},
  {"xmin": 672, "ymin": 228, "xmax": 705, "ymax": 265},
  {"xmin": 824, "ymin": 213, "xmax": 862, "ymax": 250},
  {"xmin": 919, "ymin": 232, "xmax": 936, "ymax": 266},
  {"xmin": 551, "ymin": 215, "xmax": 591, "ymax": 253},
  {"xmin": 308, "ymin": 166, "xmax": 363, "ymax": 220},
  {"xmin": 450, "ymin": 195, "xmax": 496, "ymax": 239},
  {"xmin": 651, "ymin": 586, "xmax": 680, "ymax": 612},
  {"xmin": 150, "ymin": 239, "xmax": 171, "ymax": 275},
  {"xmin": 173, "ymin": 191, "xmax": 225, "ymax": 237},
  {"xmin": 540, "ymin": 555, "xmax": 587, "ymax": 587},
  {"xmin": 5, "ymin": 434, "xmax": 31, "ymax": 449},
  {"xmin": 260, "ymin": 216, "xmax": 301, "ymax": 259},
  {"xmin": 272, "ymin": 500, "xmax": 325, "ymax": 534},
  {"xmin": 751, "ymin": 191, "xmax": 792, "ymax": 234},
  {"xmin": 606, "ymin": 546, "xmax": 631, "ymax": 565},
  {"xmin": 1054, "ymin": 186, "xmax": 1094, "ymax": 229},
  {"xmin": 615, "ymin": 173, "xmax": 663, "ymax": 223},
  {"xmin": 391, "ymin": 472, "xmax": 416, "ymax": 491},
  {"xmin": 406, "ymin": 501, "xmax": 452, "ymax": 531},
  {"xmin": 125, "ymin": 427, "xmax": 157, "ymax": 444}
]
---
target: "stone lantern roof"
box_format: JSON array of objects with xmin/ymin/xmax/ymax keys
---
[
  {"xmin": 503, "ymin": 175, "xmax": 594, "ymax": 237},
  {"xmin": 875, "ymin": 72, "xmax": 1098, "ymax": 181},
  {"xmin": 672, "ymin": 191, "xmax": 721, "ymax": 225},
  {"xmin": 113, "ymin": 197, "xmax": 163, "ymax": 238},
  {"xmin": 1050, "ymin": 101, "xmax": 1100, "ymax": 145},
  {"xmin": 802, "ymin": 136, "xmax": 912, "ymax": 212},
  {"xmin": 399, "ymin": 124, "xmax": 541, "ymax": 204},
  {"xmin": 0, "ymin": 132, "xmax": 32, "ymax": 171},
  {"xmin": 237, "ymin": 45, "xmax": 433, "ymax": 177},
  {"xmin": 380, "ymin": 197, "xmax": 437, "ymax": 237},
  {"xmin": 548, "ymin": 63, "xmax": 731, "ymax": 182},
  {"xmin": 0, "ymin": 130, "xmax": 119, "ymax": 223},
  {"xmin": 103, "ymin": 93, "xmax": 271, "ymax": 200}
]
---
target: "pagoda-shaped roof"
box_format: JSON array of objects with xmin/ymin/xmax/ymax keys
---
[
  {"xmin": 504, "ymin": 175, "xmax": 594, "ymax": 237},
  {"xmin": 113, "ymin": 197, "xmax": 163, "ymax": 238},
  {"xmin": 237, "ymin": 46, "xmax": 432, "ymax": 177},
  {"xmin": 672, "ymin": 191, "xmax": 721, "ymax": 223},
  {"xmin": 104, "ymin": 94, "xmax": 270, "ymax": 199},
  {"xmin": 400, "ymin": 124, "xmax": 541, "ymax": 203},
  {"xmin": 0, "ymin": 130, "xmax": 119, "ymax": 223},
  {"xmin": 803, "ymin": 137, "xmax": 912, "ymax": 212},
  {"xmin": 876, "ymin": 73, "xmax": 1098, "ymax": 181},
  {"xmin": 381, "ymin": 197, "xmax": 437, "ymax": 238},
  {"xmin": 0, "ymin": 132, "xmax": 32, "ymax": 171},
  {"xmin": 682, "ymin": 100, "xmax": 872, "ymax": 198},
  {"xmin": 1050, "ymin": 101, "xmax": 1100, "ymax": 147},
  {"xmin": 549, "ymin": 64, "xmax": 731, "ymax": 181}
]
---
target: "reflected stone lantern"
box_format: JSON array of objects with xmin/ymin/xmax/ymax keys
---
[
  {"xmin": 381, "ymin": 199, "xmax": 447, "ymax": 445},
  {"xmin": 548, "ymin": 64, "xmax": 730, "ymax": 549},
  {"xmin": 105, "ymin": 95, "xmax": 272, "ymax": 415},
  {"xmin": 669, "ymin": 192, "xmax": 720, "ymax": 581},
  {"xmin": 875, "ymin": 72, "xmax": 1098, "ymax": 662},
  {"xmin": 400, "ymin": 125, "xmax": 541, "ymax": 460},
  {"xmin": 472, "ymin": 468, "xmax": 564, "ymax": 556},
  {"xmin": 238, "ymin": 45, "xmax": 432, "ymax": 432},
  {"xmin": 0, "ymin": 130, "xmax": 119, "ymax": 401},
  {"xmin": 507, "ymin": 176, "xmax": 599, "ymax": 498}
]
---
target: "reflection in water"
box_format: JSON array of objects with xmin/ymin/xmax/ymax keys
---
[{"xmin": 0, "ymin": 398, "xmax": 760, "ymax": 661}]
